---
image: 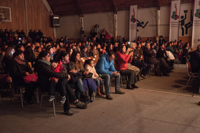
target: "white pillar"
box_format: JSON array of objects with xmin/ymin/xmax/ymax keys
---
[
  {"xmin": 114, "ymin": 13, "xmax": 117, "ymax": 37},
  {"xmin": 157, "ymin": 9, "xmax": 160, "ymax": 37}
]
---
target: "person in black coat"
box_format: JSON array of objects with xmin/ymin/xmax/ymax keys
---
[
  {"xmin": 157, "ymin": 44, "xmax": 174, "ymax": 74},
  {"xmin": 190, "ymin": 45, "xmax": 200, "ymax": 73},
  {"xmin": 143, "ymin": 43, "xmax": 160, "ymax": 65},
  {"xmin": 35, "ymin": 50, "xmax": 87, "ymax": 115},
  {"xmin": 9, "ymin": 50, "xmax": 37, "ymax": 104}
]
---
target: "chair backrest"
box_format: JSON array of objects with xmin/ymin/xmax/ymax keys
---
[{"xmin": 186, "ymin": 62, "xmax": 192, "ymax": 76}]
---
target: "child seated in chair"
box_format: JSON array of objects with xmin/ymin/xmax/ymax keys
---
[
  {"xmin": 49, "ymin": 60, "xmax": 70, "ymax": 104},
  {"xmin": 85, "ymin": 59, "xmax": 104, "ymax": 97}
]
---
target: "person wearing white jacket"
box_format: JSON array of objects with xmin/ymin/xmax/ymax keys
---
[{"xmin": 85, "ymin": 59, "xmax": 104, "ymax": 97}]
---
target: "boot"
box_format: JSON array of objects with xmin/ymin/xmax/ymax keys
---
[
  {"xmin": 100, "ymin": 84, "xmax": 105, "ymax": 95},
  {"xmin": 80, "ymin": 92, "xmax": 90, "ymax": 102},
  {"xmin": 96, "ymin": 85, "xmax": 103, "ymax": 97}
]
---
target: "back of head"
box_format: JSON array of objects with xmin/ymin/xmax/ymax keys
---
[
  {"xmin": 38, "ymin": 50, "xmax": 48, "ymax": 60},
  {"xmin": 107, "ymin": 50, "xmax": 115, "ymax": 57}
]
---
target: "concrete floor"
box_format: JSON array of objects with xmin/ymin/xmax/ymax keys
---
[{"xmin": 1, "ymin": 67, "xmax": 200, "ymax": 133}]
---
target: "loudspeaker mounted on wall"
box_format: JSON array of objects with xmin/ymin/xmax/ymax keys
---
[{"xmin": 52, "ymin": 15, "xmax": 60, "ymax": 27}]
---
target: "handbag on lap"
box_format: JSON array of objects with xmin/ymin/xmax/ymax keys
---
[{"xmin": 23, "ymin": 74, "xmax": 38, "ymax": 83}]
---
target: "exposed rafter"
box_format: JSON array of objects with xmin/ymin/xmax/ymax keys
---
[
  {"xmin": 110, "ymin": 0, "xmax": 117, "ymax": 14},
  {"xmin": 72, "ymin": 0, "xmax": 83, "ymax": 16}
]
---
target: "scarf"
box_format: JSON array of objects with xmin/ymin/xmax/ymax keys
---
[
  {"xmin": 38, "ymin": 59, "xmax": 51, "ymax": 66},
  {"xmin": 14, "ymin": 57, "xmax": 26, "ymax": 65}
]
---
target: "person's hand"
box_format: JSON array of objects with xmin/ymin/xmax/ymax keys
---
[
  {"xmin": 54, "ymin": 78, "xmax": 58, "ymax": 83},
  {"xmin": 112, "ymin": 71, "xmax": 119, "ymax": 76},
  {"xmin": 167, "ymin": 58, "xmax": 170, "ymax": 61},
  {"xmin": 97, "ymin": 77, "xmax": 101, "ymax": 80},
  {"xmin": 68, "ymin": 74, "xmax": 71, "ymax": 80},
  {"xmin": 127, "ymin": 48, "xmax": 131, "ymax": 53},
  {"xmin": 25, "ymin": 72, "xmax": 30, "ymax": 76},
  {"xmin": 137, "ymin": 54, "xmax": 139, "ymax": 56},
  {"xmin": 129, "ymin": 51, "xmax": 133, "ymax": 56},
  {"xmin": 84, "ymin": 71, "xmax": 89, "ymax": 75}
]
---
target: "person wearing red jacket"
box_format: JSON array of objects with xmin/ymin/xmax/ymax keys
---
[
  {"xmin": 116, "ymin": 45, "xmax": 138, "ymax": 89},
  {"xmin": 49, "ymin": 61, "xmax": 69, "ymax": 104}
]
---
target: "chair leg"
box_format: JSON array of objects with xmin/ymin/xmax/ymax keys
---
[
  {"xmin": 189, "ymin": 77, "xmax": 194, "ymax": 87},
  {"xmin": 53, "ymin": 99, "xmax": 56, "ymax": 116},
  {"xmin": 40, "ymin": 94, "xmax": 44, "ymax": 111},
  {"xmin": 149, "ymin": 69, "xmax": 151, "ymax": 78},
  {"xmin": 36, "ymin": 88, "xmax": 40, "ymax": 103},
  {"xmin": 93, "ymin": 91, "xmax": 95, "ymax": 101},
  {"xmin": 186, "ymin": 77, "xmax": 191, "ymax": 88},
  {"xmin": 19, "ymin": 87, "xmax": 23, "ymax": 108}
]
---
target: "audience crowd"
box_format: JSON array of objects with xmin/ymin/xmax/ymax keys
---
[{"xmin": 0, "ymin": 26, "xmax": 198, "ymax": 116}]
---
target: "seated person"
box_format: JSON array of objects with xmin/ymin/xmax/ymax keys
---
[
  {"xmin": 80, "ymin": 46, "xmax": 91, "ymax": 58},
  {"xmin": 58, "ymin": 51, "xmax": 90, "ymax": 101},
  {"xmin": 95, "ymin": 51, "xmax": 125, "ymax": 100},
  {"xmin": 125, "ymin": 43, "xmax": 140, "ymax": 77},
  {"xmin": 85, "ymin": 59, "xmax": 104, "ymax": 97},
  {"xmin": 70, "ymin": 51, "xmax": 97, "ymax": 100},
  {"xmin": 143, "ymin": 43, "xmax": 163, "ymax": 76},
  {"xmin": 49, "ymin": 60, "xmax": 70, "ymax": 104},
  {"xmin": 156, "ymin": 44, "xmax": 174, "ymax": 75},
  {"xmin": 131, "ymin": 43, "xmax": 150, "ymax": 79},
  {"xmin": 34, "ymin": 46, "xmax": 42, "ymax": 58},
  {"xmin": 116, "ymin": 45, "xmax": 138, "ymax": 89},
  {"xmin": 190, "ymin": 44, "xmax": 200, "ymax": 73},
  {"xmin": 90, "ymin": 45, "xmax": 99, "ymax": 59},
  {"xmin": 35, "ymin": 50, "xmax": 87, "ymax": 116},
  {"xmin": 10, "ymin": 50, "xmax": 37, "ymax": 104}
]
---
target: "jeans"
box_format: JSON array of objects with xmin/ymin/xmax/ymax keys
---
[
  {"xmin": 69, "ymin": 78, "xmax": 84, "ymax": 100},
  {"xmin": 93, "ymin": 78, "xmax": 103, "ymax": 85},
  {"xmin": 100, "ymin": 73, "xmax": 120, "ymax": 95}
]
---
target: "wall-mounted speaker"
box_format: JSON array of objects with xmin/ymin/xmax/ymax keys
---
[{"xmin": 52, "ymin": 15, "xmax": 60, "ymax": 27}]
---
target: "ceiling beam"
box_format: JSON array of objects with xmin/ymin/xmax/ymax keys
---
[
  {"xmin": 110, "ymin": 0, "xmax": 117, "ymax": 14},
  {"xmin": 72, "ymin": 0, "xmax": 83, "ymax": 17}
]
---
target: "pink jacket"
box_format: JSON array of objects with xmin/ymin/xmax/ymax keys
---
[{"xmin": 85, "ymin": 64, "xmax": 99, "ymax": 79}]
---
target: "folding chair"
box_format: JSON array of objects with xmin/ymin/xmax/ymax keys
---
[
  {"xmin": 186, "ymin": 62, "xmax": 198, "ymax": 89},
  {"xmin": 40, "ymin": 92, "xmax": 56, "ymax": 116}
]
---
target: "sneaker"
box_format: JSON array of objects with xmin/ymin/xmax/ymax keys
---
[
  {"xmin": 60, "ymin": 96, "xmax": 66, "ymax": 104},
  {"xmin": 75, "ymin": 101, "xmax": 87, "ymax": 109},
  {"xmin": 115, "ymin": 90, "xmax": 125, "ymax": 94},
  {"xmin": 64, "ymin": 110, "xmax": 73, "ymax": 116},
  {"xmin": 106, "ymin": 95, "xmax": 113, "ymax": 100},
  {"xmin": 49, "ymin": 95, "xmax": 55, "ymax": 102}
]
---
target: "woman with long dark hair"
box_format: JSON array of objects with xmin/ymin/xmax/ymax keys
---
[
  {"xmin": 58, "ymin": 51, "xmax": 90, "ymax": 101},
  {"xmin": 24, "ymin": 46, "xmax": 36, "ymax": 66},
  {"xmin": 70, "ymin": 51, "xmax": 97, "ymax": 100},
  {"xmin": 116, "ymin": 45, "xmax": 138, "ymax": 89}
]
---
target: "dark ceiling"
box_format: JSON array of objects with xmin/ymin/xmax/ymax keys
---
[{"xmin": 47, "ymin": 0, "xmax": 194, "ymax": 16}]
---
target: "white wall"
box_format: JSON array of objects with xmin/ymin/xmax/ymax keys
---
[
  {"xmin": 57, "ymin": 3, "xmax": 194, "ymax": 39},
  {"xmin": 57, "ymin": 15, "xmax": 81, "ymax": 39},
  {"xmin": 160, "ymin": 6, "xmax": 170, "ymax": 37},
  {"xmin": 117, "ymin": 10, "xmax": 129, "ymax": 37},
  {"xmin": 137, "ymin": 7, "xmax": 157, "ymax": 37},
  {"xmin": 84, "ymin": 12, "xmax": 114, "ymax": 37}
]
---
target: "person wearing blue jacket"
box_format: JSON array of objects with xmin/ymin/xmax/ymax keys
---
[{"xmin": 96, "ymin": 51, "xmax": 125, "ymax": 100}]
